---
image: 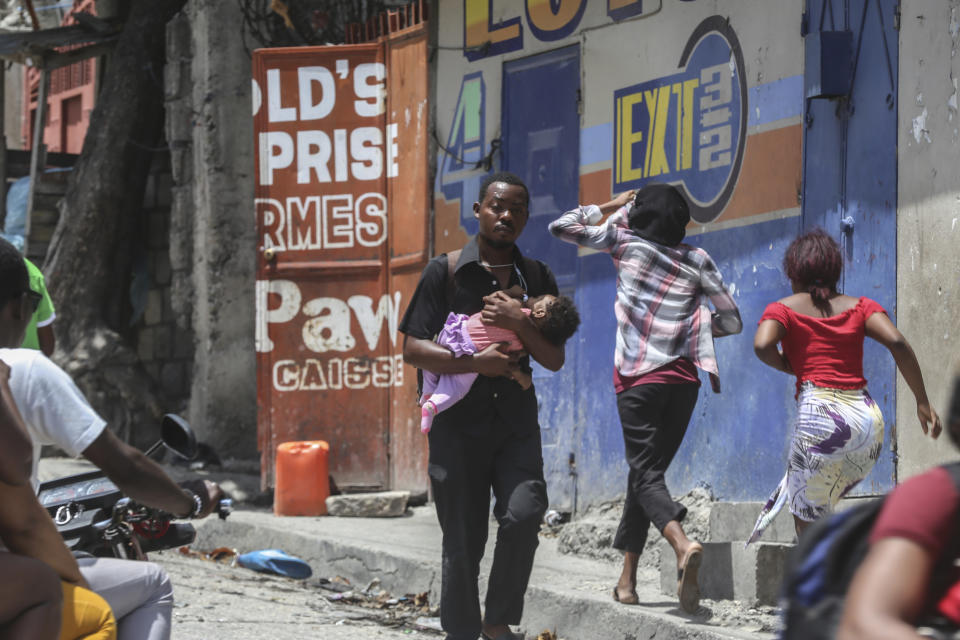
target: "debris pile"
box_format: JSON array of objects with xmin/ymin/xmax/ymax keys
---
[
  {"xmin": 318, "ymin": 575, "xmax": 443, "ymax": 633},
  {"xmin": 555, "ymin": 486, "xmax": 714, "ymax": 569}
]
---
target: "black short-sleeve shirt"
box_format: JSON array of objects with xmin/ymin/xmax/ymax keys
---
[{"xmin": 399, "ymin": 236, "xmax": 559, "ymax": 432}]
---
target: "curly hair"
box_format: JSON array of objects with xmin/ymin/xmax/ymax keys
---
[
  {"xmin": 538, "ymin": 295, "xmax": 580, "ymax": 346},
  {"xmin": 477, "ymin": 171, "xmax": 530, "ymax": 208},
  {"xmin": 783, "ymin": 228, "xmax": 842, "ymax": 310},
  {"xmin": 0, "ymin": 237, "xmax": 28, "ymax": 304}
]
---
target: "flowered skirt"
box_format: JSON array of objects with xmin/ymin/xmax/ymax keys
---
[{"xmin": 748, "ymin": 382, "xmax": 884, "ymax": 544}]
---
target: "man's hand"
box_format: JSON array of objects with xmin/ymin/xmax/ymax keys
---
[
  {"xmin": 83, "ymin": 428, "xmax": 221, "ymax": 519},
  {"xmin": 917, "ymin": 401, "xmax": 942, "ymax": 439},
  {"xmin": 501, "ymin": 284, "xmax": 526, "ymax": 300},
  {"xmin": 180, "ymin": 479, "xmax": 225, "ymax": 518},
  {"xmin": 472, "ymin": 343, "xmax": 521, "ymax": 378},
  {"xmin": 0, "ymin": 358, "xmax": 10, "ymax": 385},
  {"xmin": 481, "ymin": 291, "xmax": 527, "ymax": 332}
]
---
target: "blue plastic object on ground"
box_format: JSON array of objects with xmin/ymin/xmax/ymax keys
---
[{"xmin": 236, "ymin": 549, "xmax": 313, "ymax": 579}]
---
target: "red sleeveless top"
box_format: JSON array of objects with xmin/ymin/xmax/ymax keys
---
[{"xmin": 759, "ymin": 297, "xmax": 886, "ymax": 394}]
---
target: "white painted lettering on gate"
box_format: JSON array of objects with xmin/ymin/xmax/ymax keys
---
[
  {"xmin": 348, "ymin": 292, "xmax": 402, "ymax": 351},
  {"xmin": 271, "ymin": 355, "xmax": 404, "ymax": 392},
  {"xmin": 257, "ymin": 282, "xmax": 404, "ymax": 391},
  {"xmin": 302, "ymin": 297, "xmax": 356, "ymax": 353},
  {"xmin": 256, "ymin": 193, "xmax": 387, "ymax": 251},
  {"xmin": 253, "ymin": 62, "xmax": 396, "ymax": 187},
  {"xmin": 255, "ymin": 279, "xmax": 301, "ymax": 352}
]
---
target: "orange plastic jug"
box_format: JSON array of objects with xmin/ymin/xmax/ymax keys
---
[{"xmin": 274, "ymin": 440, "xmax": 330, "ymax": 516}]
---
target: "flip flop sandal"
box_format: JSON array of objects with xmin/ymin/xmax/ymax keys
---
[
  {"xmin": 676, "ymin": 542, "xmax": 703, "ymax": 613},
  {"xmin": 612, "ymin": 586, "xmax": 639, "ymax": 605}
]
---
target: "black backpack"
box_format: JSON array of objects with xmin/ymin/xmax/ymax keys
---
[{"xmin": 781, "ymin": 461, "xmax": 960, "ymax": 640}]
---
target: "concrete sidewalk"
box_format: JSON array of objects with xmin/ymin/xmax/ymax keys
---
[
  {"xmin": 193, "ymin": 507, "xmax": 777, "ymax": 640},
  {"xmin": 36, "ymin": 458, "xmax": 777, "ymax": 639}
]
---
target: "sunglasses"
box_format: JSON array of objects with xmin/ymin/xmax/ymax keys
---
[{"xmin": 21, "ymin": 290, "xmax": 42, "ymax": 313}]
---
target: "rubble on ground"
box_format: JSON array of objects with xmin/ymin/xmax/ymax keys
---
[
  {"xmin": 554, "ymin": 486, "xmax": 713, "ymax": 570},
  {"xmin": 550, "ymin": 486, "xmax": 781, "ymax": 635},
  {"xmin": 317, "ymin": 574, "xmax": 443, "ymax": 633}
]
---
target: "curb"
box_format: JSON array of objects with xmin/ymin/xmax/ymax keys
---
[
  {"xmin": 193, "ymin": 512, "xmax": 773, "ymax": 640},
  {"xmin": 194, "ymin": 511, "xmax": 440, "ymax": 601}
]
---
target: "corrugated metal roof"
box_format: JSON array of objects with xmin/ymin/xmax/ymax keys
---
[{"xmin": 0, "ymin": 12, "xmax": 118, "ymax": 64}]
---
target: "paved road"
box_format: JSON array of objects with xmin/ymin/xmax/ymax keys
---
[{"xmin": 155, "ymin": 550, "xmax": 442, "ymax": 640}]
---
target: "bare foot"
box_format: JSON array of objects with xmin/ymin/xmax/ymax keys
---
[
  {"xmin": 613, "ymin": 581, "xmax": 639, "ymax": 604},
  {"xmin": 615, "ymin": 550, "xmax": 641, "ymax": 604}
]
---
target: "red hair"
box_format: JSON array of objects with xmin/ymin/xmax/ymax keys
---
[{"xmin": 783, "ymin": 229, "xmax": 842, "ymax": 307}]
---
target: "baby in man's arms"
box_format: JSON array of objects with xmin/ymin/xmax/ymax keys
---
[{"xmin": 419, "ymin": 286, "xmax": 580, "ymax": 432}]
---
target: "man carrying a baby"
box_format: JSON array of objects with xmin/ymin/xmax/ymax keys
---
[{"xmin": 400, "ymin": 172, "xmax": 572, "ymax": 640}]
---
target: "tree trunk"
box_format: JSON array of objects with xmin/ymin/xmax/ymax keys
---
[{"xmin": 45, "ymin": 0, "xmax": 187, "ymax": 447}]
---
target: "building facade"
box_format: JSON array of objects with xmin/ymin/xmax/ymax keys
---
[
  {"xmin": 430, "ymin": 0, "xmax": 954, "ymax": 510},
  {"xmin": 164, "ymin": 0, "xmax": 959, "ymax": 503}
]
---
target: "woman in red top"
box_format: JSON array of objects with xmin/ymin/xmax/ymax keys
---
[{"xmin": 750, "ymin": 229, "xmax": 940, "ymax": 541}]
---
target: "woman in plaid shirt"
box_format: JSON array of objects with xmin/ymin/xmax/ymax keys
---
[{"xmin": 549, "ymin": 183, "xmax": 742, "ymax": 613}]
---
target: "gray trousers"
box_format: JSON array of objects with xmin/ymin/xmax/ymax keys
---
[{"xmin": 78, "ymin": 556, "xmax": 173, "ymax": 640}]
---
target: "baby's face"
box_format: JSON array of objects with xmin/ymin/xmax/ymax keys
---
[{"xmin": 529, "ymin": 295, "xmax": 555, "ymax": 319}]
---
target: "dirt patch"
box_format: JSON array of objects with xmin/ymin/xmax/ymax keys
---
[
  {"xmin": 704, "ymin": 600, "xmax": 781, "ymax": 634},
  {"xmin": 555, "ymin": 487, "xmax": 714, "ymax": 570}
]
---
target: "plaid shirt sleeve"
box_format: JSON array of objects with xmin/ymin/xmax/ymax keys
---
[
  {"xmin": 548, "ymin": 205, "xmax": 624, "ymax": 253},
  {"xmin": 699, "ymin": 251, "xmax": 743, "ymax": 337}
]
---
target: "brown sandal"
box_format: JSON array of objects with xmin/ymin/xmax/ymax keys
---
[
  {"xmin": 676, "ymin": 542, "xmax": 703, "ymax": 613},
  {"xmin": 612, "ymin": 585, "xmax": 639, "ymax": 605}
]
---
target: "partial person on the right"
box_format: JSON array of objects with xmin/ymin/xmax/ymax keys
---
[
  {"xmin": 837, "ymin": 372, "xmax": 960, "ymax": 640},
  {"xmin": 750, "ymin": 229, "xmax": 941, "ymax": 543}
]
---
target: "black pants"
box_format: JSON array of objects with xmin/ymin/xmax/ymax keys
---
[
  {"xmin": 613, "ymin": 382, "xmax": 700, "ymax": 554},
  {"xmin": 427, "ymin": 416, "xmax": 548, "ymax": 640}
]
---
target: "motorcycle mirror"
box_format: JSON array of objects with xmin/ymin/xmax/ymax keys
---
[{"xmin": 159, "ymin": 414, "xmax": 199, "ymax": 460}]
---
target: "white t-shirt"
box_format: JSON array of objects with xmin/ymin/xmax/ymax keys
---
[{"xmin": 0, "ymin": 348, "xmax": 107, "ymax": 489}]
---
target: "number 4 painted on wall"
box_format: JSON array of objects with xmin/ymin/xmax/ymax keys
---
[{"xmin": 438, "ymin": 72, "xmax": 487, "ymax": 214}]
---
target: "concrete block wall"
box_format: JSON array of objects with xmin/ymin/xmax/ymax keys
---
[
  {"xmin": 709, "ymin": 503, "xmax": 796, "ymax": 545},
  {"xmin": 657, "ymin": 498, "xmax": 883, "ymax": 606},
  {"xmin": 164, "ymin": 2, "xmax": 257, "ymax": 460},
  {"xmin": 136, "ymin": 149, "xmax": 194, "ymax": 411},
  {"xmin": 164, "ymin": 10, "xmax": 194, "ymax": 335},
  {"xmin": 659, "ymin": 540, "xmax": 792, "ymax": 607},
  {"xmin": 656, "ymin": 502, "xmax": 798, "ymax": 606}
]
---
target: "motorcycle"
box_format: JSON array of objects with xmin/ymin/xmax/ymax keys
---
[{"xmin": 37, "ymin": 414, "xmax": 231, "ymax": 560}]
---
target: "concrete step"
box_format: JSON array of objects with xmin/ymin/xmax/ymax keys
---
[
  {"xmin": 709, "ymin": 502, "xmax": 797, "ymax": 544},
  {"xmin": 660, "ymin": 541, "xmax": 792, "ymax": 607}
]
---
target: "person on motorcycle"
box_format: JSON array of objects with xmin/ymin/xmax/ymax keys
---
[
  {"xmin": 0, "ymin": 239, "xmax": 223, "ymax": 640},
  {"xmin": 0, "ymin": 239, "xmax": 117, "ymax": 640},
  {"xmin": 0, "ymin": 355, "xmax": 63, "ymax": 638}
]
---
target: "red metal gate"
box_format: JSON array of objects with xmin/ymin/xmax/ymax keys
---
[
  {"xmin": 253, "ymin": 11, "xmax": 428, "ymax": 493},
  {"xmin": 382, "ymin": 21, "xmax": 429, "ymax": 493}
]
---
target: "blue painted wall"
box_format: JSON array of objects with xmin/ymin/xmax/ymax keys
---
[
  {"xmin": 550, "ymin": 218, "xmax": 805, "ymax": 507},
  {"xmin": 434, "ymin": 2, "xmax": 898, "ymax": 509},
  {"xmin": 543, "ymin": 1, "xmax": 898, "ymax": 507}
]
